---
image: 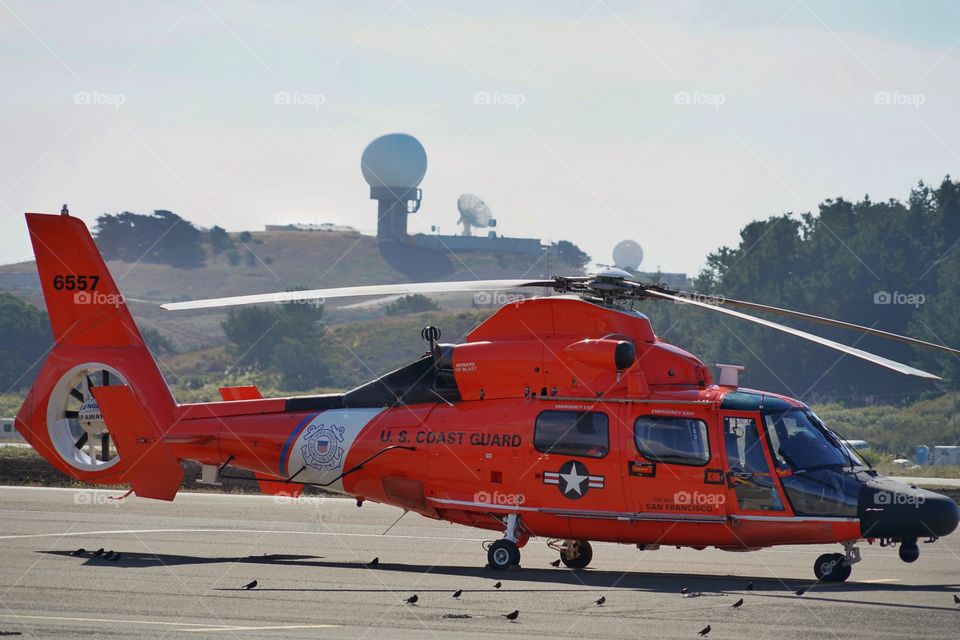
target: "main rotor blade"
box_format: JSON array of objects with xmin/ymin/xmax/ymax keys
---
[
  {"xmin": 161, "ymin": 279, "xmax": 552, "ymax": 311},
  {"xmin": 676, "ymin": 292, "xmax": 960, "ymax": 357},
  {"xmin": 644, "ymin": 289, "xmax": 941, "ymax": 380}
]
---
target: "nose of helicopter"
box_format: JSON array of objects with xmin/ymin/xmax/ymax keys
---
[{"xmin": 858, "ymin": 476, "xmax": 960, "ymax": 539}]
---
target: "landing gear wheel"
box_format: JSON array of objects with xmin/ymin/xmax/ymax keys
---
[
  {"xmin": 814, "ymin": 553, "xmax": 850, "ymax": 582},
  {"xmin": 560, "ymin": 540, "xmax": 593, "ymax": 569},
  {"xmin": 488, "ymin": 540, "xmax": 520, "ymax": 570}
]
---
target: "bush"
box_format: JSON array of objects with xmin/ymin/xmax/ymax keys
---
[
  {"xmin": 0, "ymin": 294, "xmax": 52, "ymax": 390},
  {"xmin": 384, "ymin": 294, "xmax": 440, "ymax": 316},
  {"xmin": 140, "ymin": 327, "xmax": 177, "ymax": 356},
  {"xmin": 208, "ymin": 225, "xmax": 233, "ymax": 254}
]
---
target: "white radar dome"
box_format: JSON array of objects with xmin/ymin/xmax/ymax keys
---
[
  {"xmin": 361, "ymin": 133, "xmax": 428, "ymax": 189},
  {"xmin": 613, "ymin": 240, "xmax": 644, "ymax": 270}
]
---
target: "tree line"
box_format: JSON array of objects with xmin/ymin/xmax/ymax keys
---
[{"xmin": 641, "ymin": 176, "xmax": 960, "ymax": 403}]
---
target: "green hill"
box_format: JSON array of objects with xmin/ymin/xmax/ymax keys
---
[{"xmin": 0, "ymin": 229, "xmax": 570, "ymax": 351}]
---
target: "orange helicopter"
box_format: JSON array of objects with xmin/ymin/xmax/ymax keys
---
[{"xmin": 16, "ymin": 211, "xmax": 960, "ymax": 582}]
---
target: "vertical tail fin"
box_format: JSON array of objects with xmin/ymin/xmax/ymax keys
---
[
  {"xmin": 27, "ymin": 212, "xmax": 144, "ymax": 347},
  {"xmin": 16, "ymin": 212, "xmax": 182, "ymax": 498}
]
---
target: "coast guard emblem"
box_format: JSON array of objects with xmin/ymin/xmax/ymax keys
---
[{"xmin": 301, "ymin": 422, "xmax": 346, "ymax": 470}]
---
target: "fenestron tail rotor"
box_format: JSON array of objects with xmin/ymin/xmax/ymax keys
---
[{"xmin": 47, "ymin": 364, "xmax": 128, "ymax": 471}]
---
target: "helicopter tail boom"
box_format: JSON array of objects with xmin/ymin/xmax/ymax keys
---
[{"xmin": 15, "ymin": 213, "xmax": 182, "ymax": 497}]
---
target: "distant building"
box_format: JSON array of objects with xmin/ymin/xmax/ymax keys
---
[
  {"xmin": 265, "ymin": 223, "xmax": 357, "ymax": 233},
  {"xmin": 0, "ymin": 417, "xmax": 23, "ymax": 441},
  {"xmin": 932, "ymin": 446, "xmax": 960, "ymax": 466}
]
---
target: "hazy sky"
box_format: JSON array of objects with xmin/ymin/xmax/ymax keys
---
[{"xmin": 1, "ymin": 0, "xmax": 958, "ymax": 276}]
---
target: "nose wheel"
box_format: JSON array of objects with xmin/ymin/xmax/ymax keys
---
[
  {"xmin": 814, "ymin": 541, "xmax": 859, "ymax": 582},
  {"xmin": 814, "ymin": 553, "xmax": 851, "ymax": 582}
]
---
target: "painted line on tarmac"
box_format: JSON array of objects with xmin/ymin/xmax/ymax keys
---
[
  {"xmin": 182, "ymin": 624, "xmax": 339, "ymax": 632},
  {"xmin": 0, "ymin": 613, "xmax": 228, "ymax": 629},
  {"xmin": 0, "ymin": 527, "xmax": 489, "ymax": 543}
]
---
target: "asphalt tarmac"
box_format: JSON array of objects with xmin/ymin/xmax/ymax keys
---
[{"xmin": 1, "ymin": 485, "xmax": 958, "ymax": 638}]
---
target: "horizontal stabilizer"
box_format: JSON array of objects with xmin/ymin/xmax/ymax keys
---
[{"xmin": 219, "ymin": 385, "xmax": 263, "ymax": 401}]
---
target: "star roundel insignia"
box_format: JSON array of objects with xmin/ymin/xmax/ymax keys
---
[{"xmin": 543, "ymin": 460, "xmax": 605, "ymax": 500}]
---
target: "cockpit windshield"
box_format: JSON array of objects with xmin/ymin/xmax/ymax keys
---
[
  {"xmin": 761, "ymin": 409, "xmax": 865, "ymax": 517},
  {"xmin": 762, "ymin": 409, "xmax": 857, "ymax": 471}
]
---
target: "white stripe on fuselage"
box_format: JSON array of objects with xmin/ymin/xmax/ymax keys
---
[{"xmin": 284, "ymin": 408, "xmax": 384, "ymax": 494}]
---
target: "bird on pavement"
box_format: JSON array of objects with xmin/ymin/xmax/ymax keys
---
[
  {"xmin": 92, "ymin": 548, "xmax": 104, "ymax": 558},
  {"xmin": 953, "ymin": 594, "xmax": 959, "ymax": 605},
  {"xmin": 680, "ymin": 587, "xmax": 689, "ymax": 596},
  {"xmin": 503, "ymin": 610, "xmax": 519, "ymax": 621},
  {"xmin": 368, "ymin": 557, "xmax": 379, "ymax": 567},
  {"xmin": 452, "ymin": 589, "xmax": 462, "ymax": 598},
  {"xmin": 102, "ymin": 551, "xmax": 114, "ymax": 561},
  {"xmin": 550, "ymin": 559, "xmax": 561, "ymax": 567},
  {"xmin": 595, "ymin": 596, "xmax": 606, "ymax": 606},
  {"xmin": 241, "ymin": 580, "xmax": 257, "ymax": 590},
  {"xmin": 731, "ymin": 598, "xmax": 744, "ymax": 609},
  {"xmin": 493, "ymin": 581, "xmax": 502, "ymax": 589},
  {"xmin": 70, "ymin": 548, "xmax": 85, "ymax": 556},
  {"xmin": 746, "ymin": 581, "xmax": 754, "ymax": 591},
  {"xmin": 405, "ymin": 594, "xmax": 418, "ymax": 605},
  {"xmin": 698, "ymin": 624, "xmax": 711, "ymax": 636},
  {"xmin": 795, "ymin": 588, "xmax": 806, "ymax": 596}
]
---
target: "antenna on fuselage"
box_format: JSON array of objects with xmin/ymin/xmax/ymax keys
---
[{"xmin": 421, "ymin": 325, "xmax": 441, "ymax": 357}]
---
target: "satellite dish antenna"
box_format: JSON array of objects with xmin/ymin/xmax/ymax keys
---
[
  {"xmin": 613, "ymin": 239, "xmax": 644, "ymax": 270},
  {"xmin": 361, "ymin": 133, "xmax": 427, "ymax": 241},
  {"xmin": 456, "ymin": 193, "xmax": 497, "ymax": 237}
]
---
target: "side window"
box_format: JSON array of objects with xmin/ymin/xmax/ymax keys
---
[
  {"xmin": 634, "ymin": 416, "xmax": 710, "ymax": 466},
  {"xmin": 534, "ymin": 411, "xmax": 609, "ymax": 458}
]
